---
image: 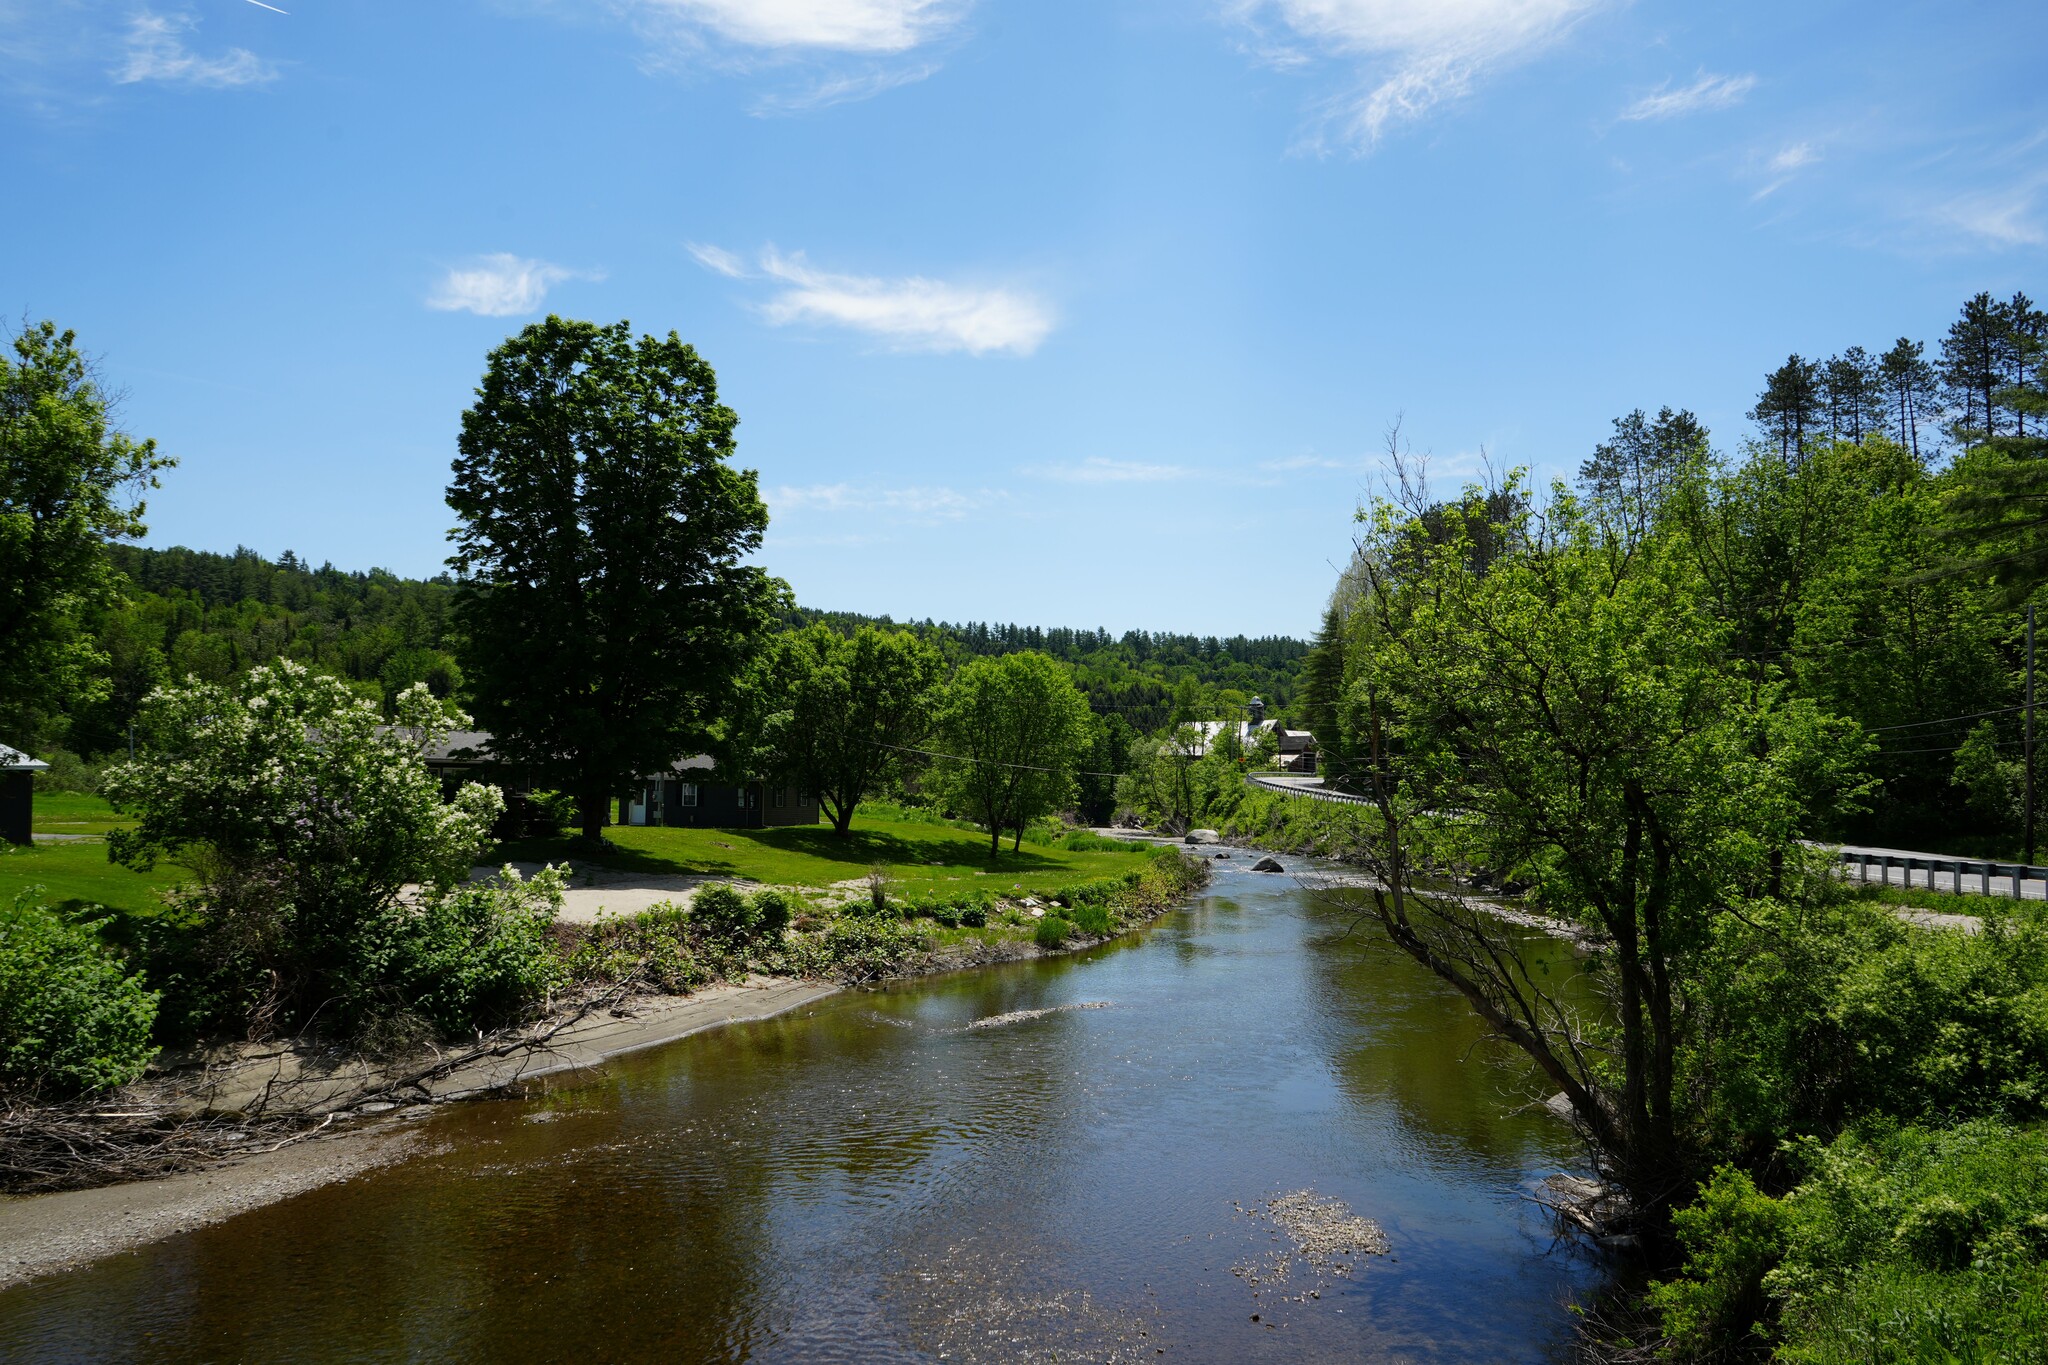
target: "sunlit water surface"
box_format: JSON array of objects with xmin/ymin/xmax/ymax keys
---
[{"xmin": 0, "ymin": 861, "xmax": 1600, "ymax": 1363}]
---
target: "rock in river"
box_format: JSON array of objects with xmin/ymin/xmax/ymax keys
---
[{"xmin": 1252, "ymin": 857, "xmax": 1284, "ymax": 873}]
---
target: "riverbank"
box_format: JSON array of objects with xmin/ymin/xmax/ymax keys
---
[
  {"xmin": 0, "ymin": 977, "xmax": 840, "ymax": 1289},
  {"xmin": 1, "ymin": 851, "xmax": 1209, "ymax": 1288}
]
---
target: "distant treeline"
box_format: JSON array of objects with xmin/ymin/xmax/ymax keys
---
[
  {"xmin": 784, "ymin": 606, "xmax": 1309, "ymax": 733},
  {"xmin": 47, "ymin": 545, "xmax": 1304, "ymax": 758}
]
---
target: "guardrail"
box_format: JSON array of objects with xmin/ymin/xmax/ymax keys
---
[
  {"xmin": 1244, "ymin": 774, "xmax": 1377, "ymax": 807},
  {"xmin": 1835, "ymin": 849, "xmax": 2046, "ymax": 901}
]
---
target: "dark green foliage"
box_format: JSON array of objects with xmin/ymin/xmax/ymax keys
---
[
  {"xmin": 1687, "ymin": 890, "xmax": 2048, "ymax": 1163},
  {"xmin": 1069, "ymin": 903, "xmax": 1113, "ymax": 937},
  {"xmin": 749, "ymin": 889, "xmax": 796, "ymax": 939},
  {"xmin": 0, "ymin": 322, "xmax": 175, "ymax": 747},
  {"xmin": 0, "ymin": 892, "xmax": 158, "ymax": 1095},
  {"xmin": 730, "ymin": 625, "xmax": 947, "ymax": 836},
  {"xmin": 379, "ymin": 877, "xmax": 562, "ymax": 1037},
  {"xmin": 1656, "ymin": 1123, "xmax": 2048, "ymax": 1363},
  {"xmin": 782, "ymin": 606, "xmax": 1310, "ymax": 733},
  {"xmin": 687, "ymin": 884, "xmax": 757, "ymax": 942},
  {"xmin": 446, "ymin": 317, "xmax": 781, "ymax": 841}
]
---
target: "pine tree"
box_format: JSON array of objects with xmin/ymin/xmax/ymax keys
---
[
  {"xmin": 1879, "ymin": 337, "xmax": 1939, "ymax": 461},
  {"xmin": 1751, "ymin": 355, "xmax": 1822, "ymax": 462},
  {"xmin": 1941, "ymin": 292, "xmax": 2012, "ymax": 441}
]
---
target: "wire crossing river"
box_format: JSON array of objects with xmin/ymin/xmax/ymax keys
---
[{"xmin": 0, "ymin": 862, "xmax": 1601, "ymax": 1363}]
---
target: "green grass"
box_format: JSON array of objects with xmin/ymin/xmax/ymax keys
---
[
  {"xmin": 497, "ymin": 811, "xmax": 1150, "ymax": 897},
  {"xmin": 0, "ymin": 837, "xmax": 187, "ymax": 918},
  {"xmin": 30, "ymin": 792, "xmax": 133, "ymax": 837},
  {"xmin": 1846, "ymin": 881, "xmax": 2044, "ymax": 922}
]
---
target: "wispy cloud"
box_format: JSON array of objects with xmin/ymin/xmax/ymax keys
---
[
  {"xmin": 1751, "ymin": 140, "xmax": 1820, "ymax": 200},
  {"xmin": 1618, "ymin": 71, "xmax": 1755, "ymax": 122},
  {"xmin": 692, "ymin": 245, "xmax": 1055, "ymax": 356},
  {"xmin": 1027, "ymin": 458, "xmax": 1191, "ymax": 484},
  {"xmin": 1261, "ymin": 453, "xmax": 1357, "ymax": 472},
  {"xmin": 1928, "ymin": 180, "xmax": 2048, "ymax": 249},
  {"xmin": 426, "ymin": 254, "xmax": 603, "ymax": 317},
  {"xmin": 686, "ymin": 242, "xmax": 749, "ymax": 277},
  {"xmin": 623, "ymin": 0, "xmax": 966, "ymax": 54},
  {"xmin": 1234, "ymin": 0, "xmax": 1610, "ymax": 150},
  {"xmin": 115, "ymin": 12, "xmax": 276, "ymax": 88},
  {"xmin": 768, "ymin": 483, "xmax": 999, "ymax": 520},
  {"xmin": 749, "ymin": 60, "xmax": 940, "ymax": 113}
]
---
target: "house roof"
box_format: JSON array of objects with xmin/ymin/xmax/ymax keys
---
[
  {"xmin": 1, "ymin": 743, "xmax": 49, "ymax": 772},
  {"xmin": 419, "ymin": 730, "xmax": 497, "ymax": 766}
]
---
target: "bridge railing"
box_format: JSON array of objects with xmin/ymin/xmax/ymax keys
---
[{"xmin": 1244, "ymin": 774, "xmax": 1377, "ymax": 807}]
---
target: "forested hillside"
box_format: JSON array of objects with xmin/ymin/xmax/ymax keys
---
[{"xmin": 38, "ymin": 545, "xmax": 1305, "ymax": 760}]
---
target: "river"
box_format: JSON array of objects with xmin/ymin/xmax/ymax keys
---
[{"xmin": 0, "ymin": 860, "xmax": 1601, "ymax": 1362}]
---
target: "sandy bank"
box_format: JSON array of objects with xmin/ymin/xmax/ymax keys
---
[{"xmin": 0, "ymin": 977, "xmax": 838, "ymax": 1289}]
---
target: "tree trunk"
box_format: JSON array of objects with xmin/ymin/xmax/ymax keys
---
[
  {"xmin": 578, "ymin": 789, "xmax": 606, "ymax": 843},
  {"xmin": 832, "ymin": 804, "xmax": 855, "ymax": 836}
]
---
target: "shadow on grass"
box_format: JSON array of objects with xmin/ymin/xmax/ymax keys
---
[{"xmin": 493, "ymin": 822, "xmax": 1081, "ymax": 880}]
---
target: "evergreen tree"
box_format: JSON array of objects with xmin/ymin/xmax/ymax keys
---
[
  {"xmin": 1941, "ymin": 291, "xmax": 2012, "ymax": 440},
  {"xmin": 1822, "ymin": 347, "xmax": 1884, "ymax": 443},
  {"xmin": 1750, "ymin": 355, "xmax": 1822, "ymax": 462},
  {"xmin": 1879, "ymin": 336, "xmax": 1939, "ymax": 461}
]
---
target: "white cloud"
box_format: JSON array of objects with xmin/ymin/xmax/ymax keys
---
[
  {"xmin": 1930, "ymin": 182, "xmax": 2048, "ymax": 249},
  {"xmin": 1769, "ymin": 141, "xmax": 1818, "ymax": 173},
  {"xmin": 623, "ymin": 0, "xmax": 965, "ymax": 53},
  {"xmin": 426, "ymin": 254, "xmax": 603, "ymax": 317},
  {"xmin": 1236, "ymin": 0, "xmax": 1608, "ymax": 149},
  {"xmin": 686, "ymin": 242, "xmax": 748, "ymax": 277},
  {"xmin": 1029, "ymin": 458, "xmax": 1192, "ymax": 484},
  {"xmin": 115, "ymin": 12, "xmax": 276, "ymax": 88},
  {"xmin": 693, "ymin": 245, "xmax": 1054, "ymax": 356},
  {"xmin": 769, "ymin": 483, "xmax": 997, "ymax": 520},
  {"xmin": 1618, "ymin": 71, "xmax": 1755, "ymax": 122},
  {"xmin": 1751, "ymin": 140, "xmax": 1820, "ymax": 200},
  {"xmin": 1261, "ymin": 453, "xmax": 1356, "ymax": 472}
]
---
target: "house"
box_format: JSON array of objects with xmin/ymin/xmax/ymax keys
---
[
  {"xmin": 1, "ymin": 743, "xmax": 49, "ymax": 847},
  {"xmin": 1183, "ymin": 697, "xmax": 1319, "ymax": 775},
  {"xmin": 409, "ymin": 729, "xmax": 818, "ymax": 830},
  {"xmin": 628, "ymin": 755, "xmax": 820, "ymax": 829}
]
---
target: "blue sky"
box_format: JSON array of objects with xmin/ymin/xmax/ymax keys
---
[{"xmin": 5, "ymin": 1, "xmax": 2045, "ymax": 638}]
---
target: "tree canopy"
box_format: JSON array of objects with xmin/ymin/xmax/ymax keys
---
[{"xmin": 445, "ymin": 317, "xmax": 780, "ymax": 840}]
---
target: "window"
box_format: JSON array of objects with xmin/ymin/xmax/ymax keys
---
[
  {"xmin": 797, "ymin": 788, "xmax": 812, "ymax": 805},
  {"xmin": 679, "ymin": 783, "xmax": 698, "ymax": 808},
  {"xmin": 771, "ymin": 788, "xmax": 788, "ymax": 808},
  {"xmin": 745, "ymin": 787, "xmax": 759, "ymax": 810}
]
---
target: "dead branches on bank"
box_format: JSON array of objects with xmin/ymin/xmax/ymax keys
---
[{"xmin": 0, "ymin": 1098, "xmax": 328, "ymax": 1195}]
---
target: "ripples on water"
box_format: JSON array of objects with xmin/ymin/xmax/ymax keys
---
[{"xmin": 0, "ymin": 863, "xmax": 1601, "ymax": 1363}]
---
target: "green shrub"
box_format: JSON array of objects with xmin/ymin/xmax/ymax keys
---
[
  {"xmin": 1070, "ymin": 903, "xmax": 1113, "ymax": 937},
  {"xmin": 393, "ymin": 867, "xmax": 563, "ymax": 1035},
  {"xmin": 1656, "ymin": 1122, "xmax": 2048, "ymax": 1363},
  {"xmin": 689, "ymin": 884, "xmax": 756, "ymax": 941},
  {"xmin": 776, "ymin": 918, "xmax": 930, "ymax": 983},
  {"xmin": 749, "ymin": 889, "xmax": 796, "ymax": 940},
  {"xmin": 566, "ymin": 899, "xmax": 709, "ymax": 994},
  {"xmin": 957, "ymin": 902, "xmax": 987, "ymax": 928},
  {"xmin": 0, "ymin": 892, "xmax": 159, "ymax": 1095},
  {"xmin": 1034, "ymin": 915, "xmax": 1072, "ymax": 949}
]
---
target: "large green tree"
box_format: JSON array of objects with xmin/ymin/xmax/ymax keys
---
[
  {"xmin": 446, "ymin": 317, "xmax": 780, "ymax": 840},
  {"xmin": 1342, "ymin": 477, "xmax": 1867, "ymax": 1238},
  {"xmin": 931, "ymin": 651, "xmax": 1093, "ymax": 857},
  {"xmin": 733, "ymin": 624, "xmax": 947, "ymax": 836},
  {"xmin": 0, "ymin": 322, "xmax": 172, "ymax": 746}
]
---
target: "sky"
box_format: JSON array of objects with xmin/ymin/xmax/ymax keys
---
[{"xmin": 4, "ymin": 1, "xmax": 2046, "ymax": 639}]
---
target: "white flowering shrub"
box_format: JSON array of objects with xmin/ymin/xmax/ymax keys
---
[{"xmin": 103, "ymin": 662, "xmax": 547, "ymax": 1039}]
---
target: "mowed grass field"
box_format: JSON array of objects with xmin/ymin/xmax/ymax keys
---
[
  {"xmin": 500, "ymin": 812, "xmax": 1151, "ymax": 897},
  {"xmin": 2, "ymin": 794, "xmax": 1151, "ymax": 916},
  {"xmin": 1, "ymin": 794, "xmax": 184, "ymax": 918}
]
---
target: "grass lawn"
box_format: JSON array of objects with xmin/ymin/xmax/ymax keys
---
[
  {"xmin": 497, "ymin": 811, "xmax": 1153, "ymax": 897},
  {"xmin": 31, "ymin": 791, "xmax": 134, "ymax": 837},
  {"xmin": 0, "ymin": 837, "xmax": 187, "ymax": 918}
]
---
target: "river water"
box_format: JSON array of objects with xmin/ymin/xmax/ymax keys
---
[{"xmin": 1, "ymin": 861, "xmax": 1600, "ymax": 1363}]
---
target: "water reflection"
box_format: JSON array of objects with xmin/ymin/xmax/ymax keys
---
[{"xmin": 0, "ymin": 862, "xmax": 1599, "ymax": 1363}]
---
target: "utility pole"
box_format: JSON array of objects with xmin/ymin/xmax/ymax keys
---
[{"xmin": 2028, "ymin": 605, "xmax": 2037, "ymax": 867}]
